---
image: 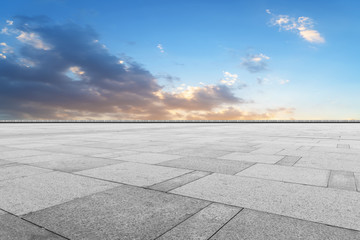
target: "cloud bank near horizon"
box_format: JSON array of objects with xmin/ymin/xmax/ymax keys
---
[{"xmin": 0, "ymin": 16, "xmax": 294, "ymax": 120}]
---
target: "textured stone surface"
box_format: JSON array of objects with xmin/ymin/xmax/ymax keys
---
[
  {"xmin": 77, "ymin": 162, "xmax": 190, "ymax": 186},
  {"xmin": 171, "ymin": 173, "xmax": 360, "ymax": 231},
  {"xmin": 157, "ymin": 203, "xmax": 240, "ymax": 240},
  {"xmin": 159, "ymin": 156, "xmax": 254, "ymax": 174},
  {"xmin": 163, "ymin": 148, "xmax": 231, "ymax": 158},
  {"xmin": 24, "ymin": 185, "xmax": 209, "ymax": 240},
  {"xmin": 0, "ymin": 165, "xmax": 52, "ymax": 181},
  {"xmin": 114, "ymin": 152, "xmax": 182, "ymax": 164},
  {"xmin": 1, "ymin": 150, "xmax": 51, "ymax": 160},
  {"xmin": 0, "ymin": 212, "xmax": 66, "ymax": 240},
  {"xmin": 2, "ymin": 123, "xmax": 360, "ymax": 239},
  {"xmin": 210, "ymin": 209, "xmax": 360, "ymax": 240},
  {"xmin": 148, "ymin": 170, "xmax": 211, "ymax": 192},
  {"xmin": 276, "ymin": 156, "xmax": 301, "ymax": 166},
  {"xmin": 295, "ymin": 156, "xmax": 360, "ymax": 172},
  {"xmin": 219, "ymin": 152, "xmax": 284, "ymax": 164},
  {"xmin": 0, "ymin": 171, "xmax": 118, "ymax": 215},
  {"xmin": 30, "ymin": 156, "xmax": 121, "ymax": 172},
  {"xmin": 328, "ymin": 171, "xmax": 357, "ymax": 191},
  {"xmin": 355, "ymin": 173, "xmax": 360, "ymax": 191},
  {"xmin": 236, "ymin": 164, "xmax": 329, "ymax": 186}
]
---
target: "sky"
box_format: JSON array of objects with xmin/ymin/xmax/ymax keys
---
[{"xmin": 0, "ymin": 0, "xmax": 359, "ymax": 120}]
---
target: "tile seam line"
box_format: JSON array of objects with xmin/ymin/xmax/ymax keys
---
[
  {"xmin": 206, "ymin": 208, "xmax": 244, "ymax": 240},
  {"xmin": 152, "ymin": 202, "xmax": 213, "ymax": 240},
  {"xmin": 146, "ymin": 170, "xmax": 198, "ymax": 189},
  {"xmin": 2, "ymin": 169, "xmax": 360, "ymax": 232},
  {"xmin": 164, "ymin": 172, "xmax": 213, "ymax": 193},
  {"xmin": 0, "ymin": 208, "xmax": 71, "ymax": 240},
  {"xmin": 25, "ymin": 158, "xmax": 359, "ymax": 188},
  {"xmin": 165, "ymin": 191, "xmax": 360, "ymax": 233}
]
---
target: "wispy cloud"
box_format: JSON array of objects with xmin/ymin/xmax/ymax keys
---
[
  {"xmin": 16, "ymin": 31, "xmax": 52, "ymax": 50},
  {"xmin": 256, "ymin": 77, "xmax": 269, "ymax": 85},
  {"xmin": 220, "ymin": 71, "xmax": 238, "ymax": 86},
  {"xmin": 241, "ymin": 53, "xmax": 270, "ymax": 73},
  {"xmin": 279, "ymin": 79, "xmax": 290, "ymax": 85},
  {"xmin": 267, "ymin": 10, "xmax": 325, "ymax": 44},
  {"xmin": 157, "ymin": 43, "xmax": 165, "ymax": 53}
]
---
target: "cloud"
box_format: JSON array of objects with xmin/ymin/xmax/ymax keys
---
[
  {"xmin": 158, "ymin": 84, "xmax": 243, "ymax": 111},
  {"xmin": 0, "ymin": 16, "xmax": 293, "ymax": 120},
  {"xmin": 157, "ymin": 43, "xmax": 165, "ymax": 53},
  {"xmin": 268, "ymin": 11, "xmax": 325, "ymax": 43},
  {"xmin": 0, "ymin": 42, "xmax": 13, "ymax": 54},
  {"xmin": 6, "ymin": 20, "xmax": 14, "ymax": 25},
  {"xmin": 241, "ymin": 53, "xmax": 270, "ymax": 73},
  {"xmin": 155, "ymin": 73, "xmax": 180, "ymax": 83},
  {"xmin": 186, "ymin": 107, "xmax": 295, "ymax": 120},
  {"xmin": 16, "ymin": 31, "xmax": 52, "ymax": 50},
  {"xmin": 279, "ymin": 79, "xmax": 290, "ymax": 85},
  {"xmin": 256, "ymin": 77, "xmax": 269, "ymax": 85},
  {"xmin": 220, "ymin": 71, "xmax": 238, "ymax": 86}
]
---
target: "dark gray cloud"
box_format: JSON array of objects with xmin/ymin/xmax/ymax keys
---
[{"xmin": 0, "ymin": 16, "xmax": 244, "ymax": 119}]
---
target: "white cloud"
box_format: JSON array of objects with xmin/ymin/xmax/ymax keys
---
[
  {"xmin": 1, "ymin": 27, "xmax": 9, "ymax": 35},
  {"xmin": 266, "ymin": 9, "xmax": 271, "ymax": 14},
  {"xmin": 16, "ymin": 31, "xmax": 52, "ymax": 50},
  {"xmin": 0, "ymin": 42, "xmax": 13, "ymax": 54},
  {"xmin": 6, "ymin": 20, "xmax": 13, "ymax": 26},
  {"xmin": 157, "ymin": 43, "xmax": 165, "ymax": 53},
  {"xmin": 69, "ymin": 66, "xmax": 85, "ymax": 75},
  {"xmin": 268, "ymin": 11, "xmax": 325, "ymax": 43},
  {"xmin": 0, "ymin": 53, "xmax": 6, "ymax": 59},
  {"xmin": 220, "ymin": 71, "xmax": 238, "ymax": 86},
  {"xmin": 279, "ymin": 79, "xmax": 290, "ymax": 84},
  {"xmin": 19, "ymin": 58, "xmax": 36, "ymax": 68}
]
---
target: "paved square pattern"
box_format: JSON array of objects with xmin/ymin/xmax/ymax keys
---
[{"xmin": 1, "ymin": 123, "xmax": 360, "ymax": 239}]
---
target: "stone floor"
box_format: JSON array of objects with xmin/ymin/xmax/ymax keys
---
[{"xmin": 0, "ymin": 123, "xmax": 360, "ymax": 240}]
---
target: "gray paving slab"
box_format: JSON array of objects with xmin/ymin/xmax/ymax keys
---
[
  {"xmin": 0, "ymin": 159, "xmax": 15, "ymax": 166},
  {"xmin": 355, "ymin": 173, "xmax": 360, "ymax": 191},
  {"xmin": 0, "ymin": 165, "xmax": 52, "ymax": 181},
  {"xmin": 90, "ymin": 150, "xmax": 139, "ymax": 158},
  {"xmin": 249, "ymin": 147, "xmax": 284, "ymax": 154},
  {"xmin": 297, "ymin": 146, "xmax": 314, "ymax": 151},
  {"xmin": 236, "ymin": 164, "xmax": 329, "ymax": 186},
  {"xmin": 171, "ymin": 173, "xmax": 360, "ymax": 231},
  {"xmin": 338, "ymin": 144, "xmax": 350, "ymax": 149},
  {"xmin": 0, "ymin": 171, "xmax": 118, "ymax": 215},
  {"xmin": 77, "ymin": 162, "xmax": 191, "ymax": 187},
  {"xmin": 157, "ymin": 203, "xmax": 241, "ymax": 240},
  {"xmin": 1, "ymin": 150, "xmax": 51, "ymax": 160},
  {"xmin": 114, "ymin": 152, "xmax": 182, "ymax": 164},
  {"xmin": 295, "ymin": 156, "xmax": 360, "ymax": 172},
  {"xmin": 219, "ymin": 152, "xmax": 284, "ymax": 164},
  {"xmin": 163, "ymin": 148, "xmax": 231, "ymax": 158},
  {"xmin": 148, "ymin": 170, "xmax": 211, "ymax": 192},
  {"xmin": 158, "ymin": 156, "xmax": 254, "ymax": 174},
  {"xmin": 276, "ymin": 155, "xmax": 301, "ymax": 166},
  {"xmin": 210, "ymin": 209, "xmax": 360, "ymax": 240},
  {"xmin": 24, "ymin": 185, "xmax": 210, "ymax": 240},
  {"xmin": 328, "ymin": 171, "xmax": 357, "ymax": 191},
  {"xmin": 30, "ymin": 156, "xmax": 122, "ymax": 172},
  {"xmin": 0, "ymin": 212, "xmax": 66, "ymax": 240},
  {"xmin": 44, "ymin": 145, "xmax": 112, "ymax": 155}
]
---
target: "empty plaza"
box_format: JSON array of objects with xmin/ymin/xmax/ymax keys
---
[{"xmin": 1, "ymin": 123, "xmax": 360, "ymax": 239}]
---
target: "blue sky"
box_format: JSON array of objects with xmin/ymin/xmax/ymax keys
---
[{"xmin": 0, "ymin": 0, "xmax": 359, "ymax": 119}]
